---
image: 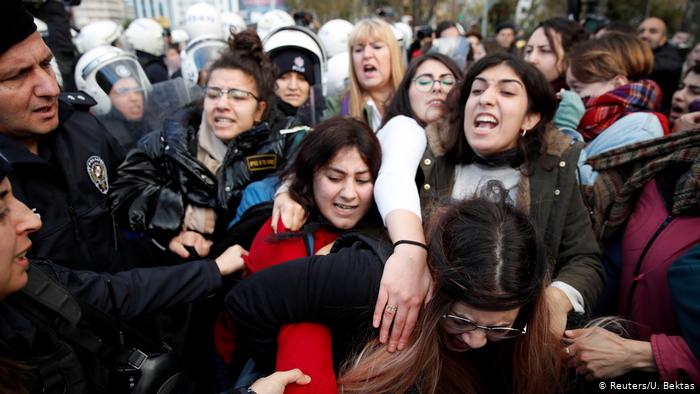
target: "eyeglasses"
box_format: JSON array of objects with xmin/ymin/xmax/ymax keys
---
[
  {"xmin": 441, "ymin": 314, "xmax": 527, "ymax": 340},
  {"xmin": 413, "ymin": 75, "xmax": 456, "ymax": 92},
  {"xmin": 112, "ymin": 86, "xmax": 145, "ymax": 96},
  {"xmin": 204, "ymin": 86, "xmax": 260, "ymax": 102}
]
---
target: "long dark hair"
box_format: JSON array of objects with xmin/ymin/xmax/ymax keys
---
[
  {"xmin": 339, "ymin": 194, "xmax": 562, "ymax": 393},
  {"xmin": 536, "ymin": 17, "xmax": 588, "ymax": 81},
  {"xmin": 445, "ymin": 53, "xmax": 556, "ymax": 172},
  {"xmin": 381, "ymin": 52, "xmax": 463, "ymax": 128},
  {"xmin": 281, "ymin": 117, "xmax": 382, "ymax": 225},
  {"xmin": 206, "ymin": 30, "xmax": 277, "ymax": 118}
]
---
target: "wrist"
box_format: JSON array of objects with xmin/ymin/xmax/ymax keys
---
[
  {"xmin": 626, "ymin": 339, "xmax": 657, "ymax": 373},
  {"xmin": 546, "ymin": 286, "xmax": 573, "ymax": 314}
]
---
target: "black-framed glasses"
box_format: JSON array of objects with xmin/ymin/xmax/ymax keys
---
[
  {"xmin": 204, "ymin": 86, "xmax": 260, "ymax": 102},
  {"xmin": 441, "ymin": 314, "xmax": 527, "ymax": 340},
  {"xmin": 413, "ymin": 75, "xmax": 456, "ymax": 92}
]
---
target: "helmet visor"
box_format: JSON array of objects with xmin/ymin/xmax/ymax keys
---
[
  {"xmin": 94, "ymin": 59, "xmax": 150, "ymax": 96},
  {"xmin": 191, "ymin": 43, "xmax": 226, "ymax": 73}
]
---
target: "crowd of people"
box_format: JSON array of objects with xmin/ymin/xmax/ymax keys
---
[{"xmin": 1, "ymin": 0, "xmax": 699, "ymax": 392}]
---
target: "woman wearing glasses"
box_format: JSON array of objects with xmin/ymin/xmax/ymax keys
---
[
  {"xmin": 271, "ymin": 53, "xmax": 462, "ymax": 354},
  {"xmin": 338, "ymin": 195, "xmax": 565, "ymax": 393},
  {"xmin": 110, "ymin": 29, "xmax": 295, "ymax": 259}
]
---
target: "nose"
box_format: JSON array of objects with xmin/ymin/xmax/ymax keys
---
[
  {"xmin": 461, "ymin": 330, "xmax": 488, "ymax": 349},
  {"xmin": 525, "ymin": 50, "xmax": 538, "ymax": 64},
  {"xmin": 363, "ymin": 45, "xmax": 374, "ymax": 58},
  {"xmin": 15, "ymin": 198, "xmax": 43, "ymax": 235},
  {"xmin": 33, "ymin": 65, "xmax": 60, "ymax": 98},
  {"xmin": 289, "ymin": 74, "xmax": 299, "ymax": 90},
  {"xmin": 339, "ymin": 179, "xmax": 358, "ymax": 201},
  {"xmin": 478, "ymin": 87, "xmax": 496, "ymax": 106},
  {"xmin": 431, "ymin": 80, "xmax": 443, "ymax": 93}
]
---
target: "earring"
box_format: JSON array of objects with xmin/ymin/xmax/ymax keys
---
[{"xmin": 521, "ymin": 129, "xmax": 527, "ymax": 137}]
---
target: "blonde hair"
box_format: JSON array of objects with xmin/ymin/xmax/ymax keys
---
[{"xmin": 346, "ymin": 18, "xmax": 405, "ymax": 120}]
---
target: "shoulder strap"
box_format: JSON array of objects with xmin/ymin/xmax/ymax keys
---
[{"xmin": 20, "ymin": 263, "xmax": 81, "ymax": 326}]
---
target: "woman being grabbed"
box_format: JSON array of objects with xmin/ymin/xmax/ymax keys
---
[
  {"xmin": 339, "ymin": 196, "xmax": 565, "ymax": 394},
  {"xmin": 215, "ymin": 117, "xmax": 382, "ymax": 392},
  {"xmin": 272, "ymin": 53, "xmax": 463, "ymax": 353},
  {"xmin": 110, "ymin": 30, "xmax": 292, "ymax": 258}
]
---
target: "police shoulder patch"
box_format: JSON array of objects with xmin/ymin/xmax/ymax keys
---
[
  {"xmin": 246, "ymin": 154, "xmax": 277, "ymax": 172},
  {"xmin": 86, "ymin": 156, "xmax": 109, "ymax": 194}
]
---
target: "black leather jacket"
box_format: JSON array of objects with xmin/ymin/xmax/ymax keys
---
[{"xmin": 109, "ymin": 104, "xmax": 295, "ymax": 241}]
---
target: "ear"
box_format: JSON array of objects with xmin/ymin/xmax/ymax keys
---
[
  {"xmin": 612, "ymin": 75, "xmax": 629, "ymax": 89},
  {"xmin": 521, "ymin": 112, "xmax": 541, "ymax": 132},
  {"xmin": 255, "ymin": 101, "xmax": 267, "ymax": 123}
]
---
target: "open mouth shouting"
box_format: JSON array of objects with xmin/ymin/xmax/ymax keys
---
[{"xmin": 473, "ymin": 113, "xmax": 499, "ymax": 133}]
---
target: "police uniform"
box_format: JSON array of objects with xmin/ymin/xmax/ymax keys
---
[
  {"xmin": 0, "ymin": 92, "xmax": 154, "ymax": 272},
  {"xmin": 0, "ymin": 258, "xmax": 223, "ymax": 393}
]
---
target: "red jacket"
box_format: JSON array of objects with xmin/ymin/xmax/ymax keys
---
[{"xmin": 620, "ymin": 179, "xmax": 700, "ymax": 383}]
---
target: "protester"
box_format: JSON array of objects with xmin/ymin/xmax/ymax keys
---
[
  {"xmin": 570, "ymin": 127, "xmax": 700, "ymax": 385},
  {"xmin": 494, "ymin": 22, "xmax": 518, "ymax": 55},
  {"xmin": 564, "ymin": 33, "xmax": 667, "ymax": 186},
  {"xmin": 428, "ymin": 53, "xmax": 603, "ymax": 335},
  {"xmin": 524, "ymin": 17, "xmax": 588, "ymax": 91},
  {"xmin": 271, "ymin": 53, "xmax": 463, "ymax": 354},
  {"xmin": 637, "ymin": 17, "xmax": 683, "ymax": 115},
  {"xmin": 669, "ymin": 64, "xmax": 700, "ymax": 131},
  {"xmin": 339, "ymin": 196, "xmax": 564, "ymax": 393},
  {"xmin": 215, "ymin": 117, "xmax": 382, "ymax": 393},
  {"xmin": 435, "ymin": 21, "xmax": 461, "ymax": 38},
  {"xmin": 340, "ymin": 18, "xmax": 405, "ymax": 130},
  {"xmin": 110, "ymin": 29, "xmax": 299, "ymax": 258}
]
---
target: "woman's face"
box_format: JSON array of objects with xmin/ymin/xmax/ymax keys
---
[
  {"xmin": 275, "ymin": 71, "xmax": 311, "ymax": 108},
  {"xmin": 467, "ymin": 36, "xmax": 486, "ymax": 61},
  {"xmin": 441, "ymin": 302, "xmax": 521, "ymax": 351},
  {"xmin": 689, "ymin": 43, "xmax": 700, "ymax": 68},
  {"xmin": 312, "ymin": 146, "xmax": 373, "ymax": 230},
  {"xmin": 352, "ymin": 36, "xmax": 393, "ymax": 93},
  {"xmin": 0, "ymin": 178, "xmax": 42, "ymax": 299},
  {"xmin": 463, "ymin": 63, "xmax": 540, "ymax": 156},
  {"xmin": 524, "ymin": 27, "xmax": 563, "ymax": 83},
  {"xmin": 565, "ymin": 67, "xmax": 620, "ymax": 100},
  {"xmin": 109, "ymin": 77, "xmax": 144, "ymax": 121},
  {"xmin": 204, "ymin": 68, "xmax": 266, "ymax": 143},
  {"xmin": 408, "ymin": 59, "xmax": 456, "ymax": 124}
]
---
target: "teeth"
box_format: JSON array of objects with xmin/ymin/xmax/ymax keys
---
[
  {"xmin": 334, "ymin": 203, "xmax": 356, "ymax": 210},
  {"xmin": 476, "ymin": 115, "xmax": 497, "ymax": 124}
]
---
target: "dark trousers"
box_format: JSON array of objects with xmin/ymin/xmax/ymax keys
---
[{"xmin": 225, "ymin": 242, "xmax": 384, "ymax": 369}]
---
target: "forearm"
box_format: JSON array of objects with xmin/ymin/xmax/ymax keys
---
[{"xmin": 384, "ymin": 210, "xmax": 425, "ymax": 244}]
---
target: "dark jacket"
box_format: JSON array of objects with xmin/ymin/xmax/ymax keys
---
[
  {"xmin": 651, "ymin": 42, "xmax": 683, "ymax": 115},
  {"xmin": 136, "ymin": 50, "xmax": 169, "ymax": 84},
  {"xmin": 425, "ymin": 126, "xmax": 603, "ymax": 310},
  {"xmin": 0, "ymin": 93, "xmax": 148, "ymax": 273},
  {"xmin": 0, "ymin": 258, "xmax": 222, "ymax": 394},
  {"xmin": 109, "ymin": 104, "xmax": 297, "ymax": 242}
]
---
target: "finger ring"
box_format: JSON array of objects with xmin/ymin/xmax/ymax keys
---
[
  {"xmin": 385, "ymin": 304, "xmax": 398, "ymax": 313},
  {"xmin": 565, "ymin": 347, "xmax": 571, "ymax": 356}
]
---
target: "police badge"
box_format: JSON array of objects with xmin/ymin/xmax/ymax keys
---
[{"xmin": 86, "ymin": 156, "xmax": 109, "ymax": 194}]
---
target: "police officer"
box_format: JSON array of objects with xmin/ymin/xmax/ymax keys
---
[
  {"xmin": 0, "ymin": 0, "xmax": 158, "ymax": 272},
  {"xmin": 0, "ymin": 153, "xmax": 301, "ymax": 393}
]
